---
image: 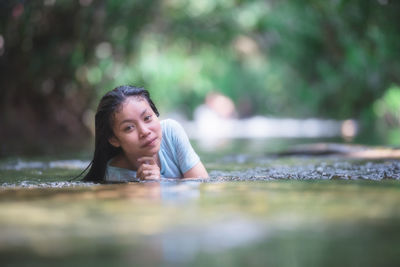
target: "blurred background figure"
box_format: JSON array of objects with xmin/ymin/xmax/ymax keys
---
[
  {"xmin": 193, "ymin": 92, "xmax": 237, "ymax": 148},
  {"xmin": 203, "ymin": 92, "xmax": 237, "ymax": 119},
  {"xmin": 190, "ymin": 90, "xmax": 359, "ymax": 150},
  {"xmin": 341, "ymin": 119, "xmax": 358, "ymax": 142}
]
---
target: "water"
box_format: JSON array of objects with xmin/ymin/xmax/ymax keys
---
[{"xmin": 1, "ymin": 140, "xmax": 400, "ymax": 266}]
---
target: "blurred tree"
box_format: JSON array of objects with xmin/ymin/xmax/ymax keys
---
[
  {"xmin": 0, "ymin": 0, "xmax": 159, "ymax": 154},
  {"xmin": 0, "ymin": 0, "xmax": 399, "ymax": 155}
]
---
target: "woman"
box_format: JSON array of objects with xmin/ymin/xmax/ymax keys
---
[{"xmin": 83, "ymin": 85, "xmax": 208, "ymax": 182}]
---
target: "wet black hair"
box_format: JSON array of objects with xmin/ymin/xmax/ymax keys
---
[{"xmin": 82, "ymin": 85, "xmax": 159, "ymax": 182}]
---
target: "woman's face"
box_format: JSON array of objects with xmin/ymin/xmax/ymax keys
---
[{"xmin": 108, "ymin": 96, "xmax": 162, "ymax": 159}]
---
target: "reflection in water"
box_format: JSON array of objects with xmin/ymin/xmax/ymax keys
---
[
  {"xmin": 160, "ymin": 181, "xmax": 201, "ymax": 203},
  {"xmin": 1, "ymin": 152, "xmax": 400, "ymax": 265},
  {"xmin": 1, "ymin": 177, "xmax": 400, "ymax": 266},
  {"xmin": 0, "ymin": 180, "xmax": 270, "ymax": 265},
  {"xmin": 161, "ymin": 219, "xmax": 266, "ymax": 264}
]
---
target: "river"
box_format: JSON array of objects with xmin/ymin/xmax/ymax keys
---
[{"xmin": 1, "ymin": 138, "xmax": 400, "ymax": 266}]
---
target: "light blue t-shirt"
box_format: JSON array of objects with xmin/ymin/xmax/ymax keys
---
[{"xmin": 105, "ymin": 119, "xmax": 200, "ymax": 182}]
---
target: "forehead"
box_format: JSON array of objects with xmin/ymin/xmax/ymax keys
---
[
  {"xmin": 122, "ymin": 96, "xmax": 145, "ymax": 107},
  {"xmin": 113, "ymin": 96, "xmax": 149, "ymax": 119}
]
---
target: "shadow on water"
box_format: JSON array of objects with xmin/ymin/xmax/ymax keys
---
[{"xmin": 1, "ymin": 141, "xmax": 400, "ymax": 266}]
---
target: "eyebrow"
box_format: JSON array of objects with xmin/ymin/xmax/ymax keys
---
[
  {"xmin": 141, "ymin": 108, "xmax": 147, "ymax": 117},
  {"xmin": 119, "ymin": 108, "xmax": 148, "ymax": 126}
]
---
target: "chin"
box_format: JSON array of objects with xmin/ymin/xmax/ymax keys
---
[{"xmin": 143, "ymin": 146, "xmax": 160, "ymax": 157}]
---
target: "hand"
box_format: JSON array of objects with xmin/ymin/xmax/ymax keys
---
[{"xmin": 136, "ymin": 156, "xmax": 161, "ymax": 180}]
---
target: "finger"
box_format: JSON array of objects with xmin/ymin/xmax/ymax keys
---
[
  {"xmin": 138, "ymin": 164, "xmax": 152, "ymax": 173},
  {"xmin": 137, "ymin": 163, "xmax": 155, "ymax": 174},
  {"xmin": 144, "ymin": 170, "xmax": 154, "ymax": 176},
  {"xmin": 136, "ymin": 166, "xmax": 146, "ymax": 180},
  {"xmin": 139, "ymin": 164, "xmax": 160, "ymax": 173},
  {"xmin": 137, "ymin": 165, "xmax": 145, "ymax": 177},
  {"xmin": 137, "ymin": 172, "xmax": 145, "ymax": 180},
  {"xmin": 146, "ymin": 169, "xmax": 161, "ymax": 177},
  {"xmin": 137, "ymin": 156, "xmax": 157, "ymax": 165},
  {"xmin": 142, "ymin": 174, "xmax": 161, "ymax": 180},
  {"xmin": 137, "ymin": 169, "xmax": 160, "ymax": 180}
]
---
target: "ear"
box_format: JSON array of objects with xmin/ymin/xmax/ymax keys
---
[{"xmin": 108, "ymin": 136, "xmax": 121, "ymax": 148}]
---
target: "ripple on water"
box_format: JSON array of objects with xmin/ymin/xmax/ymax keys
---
[
  {"xmin": 0, "ymin": 159, "xmax": 90, "ymax": 171},
  {"xmin": 1, "ymin": 158, "xmax": 400, "ymax": 188},
  {"xmin": 1, "ymin": 181, "xmax": 96, "ymax": 188},
  {"xmin": 0, "ymin": 159, "xmax": 92, "ymax": 188},
  {"xmin": 209, "ymin": 159, "xmax": 400, "ymax": 181}
]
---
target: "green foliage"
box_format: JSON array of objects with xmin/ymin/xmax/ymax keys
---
[
  {"xmin": 374, "ymin": 84, "xmax": 400, "ymax": 122},
  {"xmin": 372, "ymin": 84, "xmax": 400, "ymax": 144},
  {"xmin": 1, "ymin": 0, "xmax": 400, "ymax": 152}
]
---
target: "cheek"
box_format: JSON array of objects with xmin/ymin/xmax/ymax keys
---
[
  {"xmin": 149, "ymin": 119, "xmax": 161, "ymax": 132},
  {"xmin": 154, "ymin": 123, "xmax": 162, "ymax": 135},
  {"xmin": 116, "ymin": 132, "xmax": 139, "ymax": 145}
]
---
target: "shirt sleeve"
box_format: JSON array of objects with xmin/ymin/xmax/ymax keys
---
[{"xmin": 167, "ymin": 119, "xmax": 200, "ymax": 174}]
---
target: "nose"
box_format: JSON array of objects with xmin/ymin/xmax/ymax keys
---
[{"xmin": 138, "ymin": 123, "xmax": 150, "ymax": 138}]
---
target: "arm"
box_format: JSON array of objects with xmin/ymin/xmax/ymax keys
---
[
  {"xmin": 164, "ymin": 119, "xmax": 209, "ymax": 179},
  {"xmin": 183, "ymin": 161, "xmax": 209, "ymax": 178}
]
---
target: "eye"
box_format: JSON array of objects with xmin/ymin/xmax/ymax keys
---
[
  {"xmin": 124, "ymin": 125, "xmax": 135, "ymax": 132},
  {"xmin": 144, "ymin": 115, "xmax": 152, "ymax": 122}
]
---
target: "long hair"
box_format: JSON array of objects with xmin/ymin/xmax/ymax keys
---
[{"xmin": 82, "ymin": 85, "xmax": 159, "ymax": 182}]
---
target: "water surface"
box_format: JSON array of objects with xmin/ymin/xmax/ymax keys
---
[{"xmin": 1, "ymin": 145, "xmax": 400, "ymax": 266}]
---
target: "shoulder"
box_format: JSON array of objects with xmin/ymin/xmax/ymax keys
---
[
  {"xmin": 161, "ymin": 118, "xmax": 183, "ymax": 130},
  {"xmin": 159, "ymin": 119, "xmax": 200, "ymax": 175},
  {"xmin": 161, "ymin": 119, "xmax": 186, "ymax": 136}
]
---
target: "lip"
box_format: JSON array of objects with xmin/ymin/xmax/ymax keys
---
[{"xmin": 141, "ymin": 137, "xmax": 157, "ymax": 148}]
